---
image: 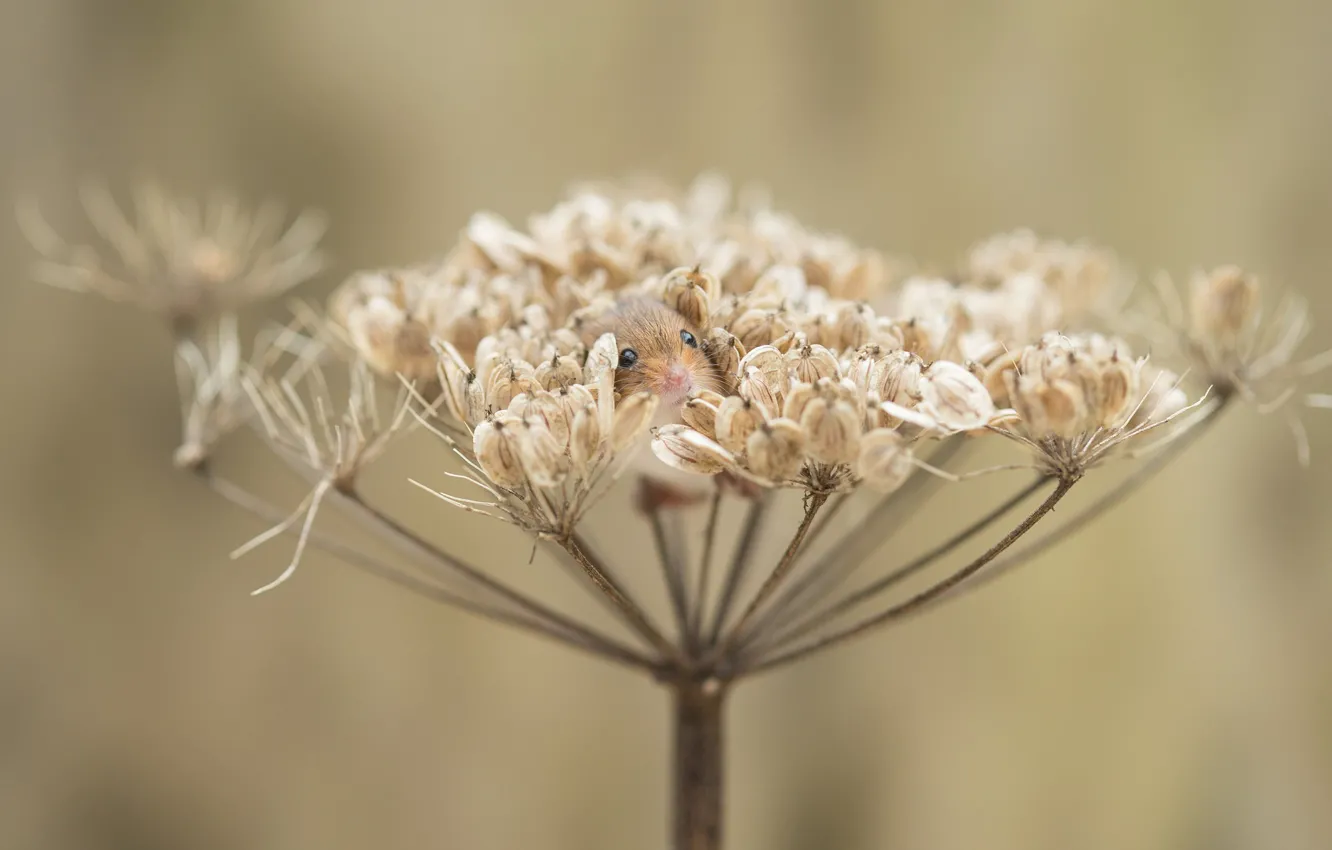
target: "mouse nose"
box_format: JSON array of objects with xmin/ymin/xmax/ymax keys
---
[{"xmin": 661, "ymin": 363, "xmax": 694, "ymax": 398}]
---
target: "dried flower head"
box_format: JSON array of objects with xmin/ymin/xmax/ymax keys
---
[{"xmin": 20, "ymin": 183, "xmax": 327, "ymax": 326}]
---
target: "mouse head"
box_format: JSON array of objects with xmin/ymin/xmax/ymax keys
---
[{"xmin": 606, "ymin": 298, "xmax": 719, "ymax": 405}]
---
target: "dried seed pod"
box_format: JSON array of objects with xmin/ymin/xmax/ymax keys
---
[
  {"xmin": 786, "ymin": 343, "xmax": 841, "ymax": 384},
  {"xmin": 1190, "ymin": 266, "xmax": 1259, "ymax": 346},
  {"xmin": 704, "ymin": 329, "xmax": 744, "ymax": 380},
  {"xmin": 799, "ymin": 398, "xmax": 862, "ymax": 465},
  {"xmin": 611, "ymin": 391, "xmax": 660, "ymax": 451},
  {"xmin": 832, "ymin": 302, "xmax": 873, "ymax": 350},
  {"xmin": 535, "ymin": 353, "xmax": 583, "ymax": 390},
  {"xmin": 517, "ymin": 420, "xmax": 570, "ymax": 487},
  {"xmin": 857, "ymin": 428, "xmax": 914, "ymax": 494},
  {"xmin": 919, "ymin": 361, "xmax": 996, "ymax": 431},
  {"xmin": 660, "ymin": 266, "xmax": 719, "ymax": 329},
  {"xmin": 583, "ymin": 331, "xmax": 618, "ymax": 384},
  {"xmin": 745, "ymin": 418, "xmax": 807, "ymax": 481},
  {"xmin": 715, "ymin": 396, "xmax": 764, "ymax": 453},
  {"xmin": 739, "ymin": 371, "xmax": 782, "ymax": 418},
  {"xmin": 569, "ymin": 403, "xmax": 603, "ymax": 474},
  {"xmin": 485, "ymin": 358, "xmax": 537, "ymax": 410},
  {"xmin": 872, "ymin": 350, "xmax": 924, "ymax": 407},
  {"xmin": 730, "ymin": 309, "xmax": 788, "ymax": 351},
  {"xmin": 509, "ymin": 390, "xmax": 571, "ymax": 449},
  {"xmin": 782, "ymin": 381, "xmax": 818, "ymax": 423},
  {"xmin": 651, "ymin": 425, "xmax": 736, "ymax": 475},
  {"xmin": 473, "ymin": 415, "xmax": 527, "ymax": 489},
  {"xmin": 682, "ymin": 396, "xmax": 720, "ymax": 439}
]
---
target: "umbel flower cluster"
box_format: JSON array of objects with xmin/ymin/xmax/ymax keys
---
[{"xmin": 23, "ymin": 174, "xmax": 1331, "ymax": 850}]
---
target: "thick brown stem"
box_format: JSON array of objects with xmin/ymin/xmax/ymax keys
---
[{"xmin": 672, "ymin": 680, "xmax": 727, "ymax": 850}]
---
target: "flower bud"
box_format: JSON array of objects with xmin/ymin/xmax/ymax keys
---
[{"xmin": 651, "ymin": 425, "xmax": 736, "ymax": 475}]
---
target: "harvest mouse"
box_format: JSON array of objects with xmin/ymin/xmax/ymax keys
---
[{"xmin": 586, "ymin": 297, "xmax": 735, "ymax": 509}]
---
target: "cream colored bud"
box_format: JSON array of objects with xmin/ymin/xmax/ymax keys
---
[
  {"xmin": 651, "ymin": 425, "xmax": 736, "ymax": 475},
  {"xmin": 919, "ymin": 361, "xmax": 996, "ymax": 431},
  {"xmin": 510, "ymin": 390, "xmax": 571, "ymax": 448},
  {"xmin": 473, "ymin": 415, "xmax": 527, "ymax": 489},
  {"xmin": 715, "ymin": 396, "xmax": 764, "ymax": 453},
  {"xmin": 730, "ymin": 309, "xmax": 788, "ymax": 351},
  {"xmin": 857, "ymin": 428, "xmax": 914, "ymax": 494},
  {"xmin": 682, "ymin": 397, "xmax": 720, "ymax": 439},
  {"xmin": 739, "ymin": 346, "xmax": 788, "ymax": 397},
  {"xmin": 786, "ymin": 343, "xmax": 841, "ymax": 384},
  {"xmin": 833, "ymin": 302, "xmax": 873, "ymax": 350},
  {"xmin": 871, "ymin": 350, "xmax": 924, "ymax": 407},
  {"xmin": 1190, "ymin": 266, "xmax": 1259, "ymax": 345},
  {"xmin": 739, "ymin": 371, "xmax": 781, "ymax": 418},
  {"xmin": 611, "ymin": 392, "xmax": 660, "ymax": 451},
  {"xmin": 800, "ymin": 398, "xmax": 862, "ymax": 465},
  {"xmin": 518, "ymin": 420, "xmax": 570, "ymax": 488},
  {"xmin": 570, "ymin": 404, "xmax": 603, "ymax": 473},
  {"xmin": 535, "ymin": 353, "xmax": 584, "ymax": 390},
  {"xmin": 584, "ymin": 332, "xmax": 618, "ymax": 384},
  {"xmin": 485, "ymin": 358, "xmax": 537, "ymax": 410},
  {"xmin": 745, "ymin": 418, "xmax": 807, "ymax": 481},
  {"xmin": 661, "ymin": 266, "xmax": 717, "ymax": 328},
  {"xmin": 782, "ymin": 381, "xmax": 818, "ymax": 423},
  {"xmin": 704, "ymin": 329, "xmax": 744, "ymax": 379}
]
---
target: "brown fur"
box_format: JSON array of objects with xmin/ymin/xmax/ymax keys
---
[{"xmin": 586, "ymin": 297, "xmax": 727, "ymax": 399}]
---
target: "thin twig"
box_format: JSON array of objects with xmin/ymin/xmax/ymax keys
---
[
  {"xmin": 706, "ymin": 494, "xmax": 772, "ymax": 647},
  {"xmin": 743, "ymin": 477, "xmax": 1079, "ymax": 676},
  {"xmin": 942, "ymin": 395, "xmax": 1233, "ymax": 599},
  {"xmin": 687, "ymin": 489, "xmax": 725, "ymax": 650},
  {"xmin": 650, "ymin": 501, "xmax": 691, "ymax": 645},
  {"xmin": 202, "ymin": 472, "xmax": 656, "ymax": 670},
  {"xmin": 745, "ymin": 476, "xmax": 1050, "ymax": 657},
  {"xmin": 562, "ymin": 536, "xmax": 682, "ymax": 663},
  {"xmin": 713, "ymin": 492, "xmax": 828, "ymax": 660},
  {"xmin": 740, "ymin": 438, "xmax": 967, "ymax": 642}
]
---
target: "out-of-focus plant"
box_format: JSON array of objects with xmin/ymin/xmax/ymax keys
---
[{"xmin": 23, "ymin": 174, "xmax": 1330, "ymax": 850}]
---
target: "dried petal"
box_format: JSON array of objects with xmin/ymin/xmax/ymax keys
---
[{"xmin": 919, "ymin": 361, "xmax": 996, "ymax": 431}]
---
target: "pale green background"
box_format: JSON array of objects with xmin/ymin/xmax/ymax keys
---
[{"xmin": 2, "ymin": 1, "xmax": 1331, "ymax": 849}]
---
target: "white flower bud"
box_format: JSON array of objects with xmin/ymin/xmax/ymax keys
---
[
  {"xmin": 745, "ymin": 418, "xmax": 807, "ymax": 481},
  {"xmin": 651, "ymin": 425, "xmax": 736, "ymax": 475},
  {"xmin": 857, "ymin": 428, "xmax": 914, "ymax": 494}
]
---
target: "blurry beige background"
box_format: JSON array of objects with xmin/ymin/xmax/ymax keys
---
[{"xmin": 3, "ymin": 1, "xmax": 1332, "ymax": 849}]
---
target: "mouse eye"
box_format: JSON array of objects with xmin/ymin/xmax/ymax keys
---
[
  {"xmin": 618, "ymin": 348, "xmax": 639, "ymax": 368},
  {"xmin": 680, "ymin": 330, "xmax": 698, "ymax": 349}
]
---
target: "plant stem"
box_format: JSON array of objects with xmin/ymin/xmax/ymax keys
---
[
  {"xmin": 746, "ymin": 476, "xmax": 1079, "ymax": 675},
  {"xmin": 707, "ymin": 495, "xmax": 771, "ymax": 645},
  {"xmin": 672, "ymin": 679, "xmax": 727, "ymax": 850}
]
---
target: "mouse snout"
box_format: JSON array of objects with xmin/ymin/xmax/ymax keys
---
[{"xmin": 660, "ymin": 363, "xmax": 694, "ymax": 399}]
